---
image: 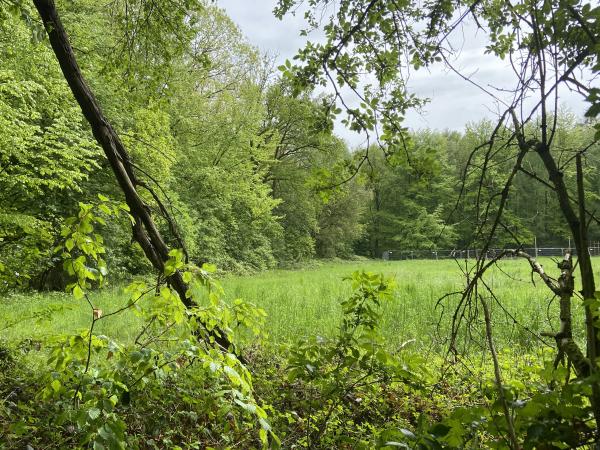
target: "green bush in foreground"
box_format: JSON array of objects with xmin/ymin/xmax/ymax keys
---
[
  {"xmin": 1, "ymin": 201, "xmax": 598, "ymax": 449},
  {"xmin": 2, "ymin": 264, "xmax": 598, "ymax": 448},
  {"xmin": 1, "ymin": 200, "xmax": 275, "ymax": 449}
]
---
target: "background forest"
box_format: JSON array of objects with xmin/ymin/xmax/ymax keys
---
[{"xmin": 2, "ymin": 1, "xmax": 599, "ymax": 290}]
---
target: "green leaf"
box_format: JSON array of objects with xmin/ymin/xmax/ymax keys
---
[
  {"xmin": 585, "ymin": 102, "xmax": 600, "ymax": 118},
  {"xmin": 51, "ymin": 379, "xmax": 61, "ymax": 392},
  {"xmin": 73, "ymin": 285, "xmax": 84, "ymax": 300},
  {"xmin": 98, "ymin": 204, "xmax": 112, "ymax": 215},
  {"xmin": 234, "ymin": 399, "xmax": 256, "ymax": 414},
  {"xmin": 399, "ymin": 428, "xmax": 416, "ymax": 439},
  {"xmin": 88, "ymin": 407, "xmax": 101, "ymax": 420},
  {"xmin": 202, "ymin": 263, "xmax": 217, "ymax": 273},
  {"xmin": 259, "ymin": 428, "xmax": 268, "ymax": 444},
  {"xmin": 259, "ymin": 417, "xmax": 271, "ymax": 431},
  {"xmin": 164, "ymin": 262, "xmax": 176, "ymax": 277}
]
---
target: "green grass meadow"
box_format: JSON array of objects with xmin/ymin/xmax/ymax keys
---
[
  {"xmin": 223, "ymin": 258, "xmax": 585, "ymax": 355},
  {"xmin": 2, "ymin": 257, "xmax": 589, "ymax": 360}
]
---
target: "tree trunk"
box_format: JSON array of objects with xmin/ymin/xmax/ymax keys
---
[
  {"xmin": 536, "ymin": 142, "xmax": 600, "ymax": 436},
  {"xmin": 33, "ymin": 0, "xmax": 234, "ymax": 353}
]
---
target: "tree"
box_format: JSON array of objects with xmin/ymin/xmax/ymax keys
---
[
  {"xmin": 30, "ymin": 0, "xmax": 237, "ymax": 352},
  {"xmin": 166, "ymin": 7, "xmax": 283, "ymax": 271},
  {"xmin": 277, "ymin": 0, "xmax": 600, "ymax": 445},
  {"xmin": 262, "ymin": 82, "xmax": 366, "ymax": 263},
  {"xmin": 0, "ymin": 7, "xmax": 99, "ymax": 288},
  {"xmin": 362, "ymin": 131, "xmax": 457, "ymax": 257}
]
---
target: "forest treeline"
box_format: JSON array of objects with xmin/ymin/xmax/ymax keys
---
[{"xmin": 1, "ymin": 2, "xmax": 598, "ymax": 289}]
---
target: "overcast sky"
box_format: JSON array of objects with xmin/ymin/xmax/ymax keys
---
[{"xmin": 218, "ymin": 0, "xmax": 589, "ymax": 148}]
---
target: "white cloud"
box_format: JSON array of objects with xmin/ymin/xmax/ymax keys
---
[
  {"xmin": 218, "ymin": 1, "xmax": 590, "ymax": 147},
  {"xmin": 218, "ymin": 0, "xmax": 310, "ymax": 62}
]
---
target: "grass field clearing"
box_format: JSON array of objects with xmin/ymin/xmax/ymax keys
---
[{"xmin": 1, "ymin": 257, "xmax": 591, "ymax": 359}]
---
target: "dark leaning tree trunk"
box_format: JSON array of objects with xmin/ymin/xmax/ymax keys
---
[{"xmin": 32, "ymin": 0, "xmax": 234, "ymax": 354}]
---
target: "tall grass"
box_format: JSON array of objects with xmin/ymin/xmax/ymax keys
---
[
  {"xmin": 1, "ymin": 258, "xmax": 591, "ymax": 358},
  {"xmin": 222, "ymin": 258, "xmax": 579, "ymax": 354},
  {"xmin": 0, "ymin": 286, "xmax": 143, "ymax": 345}
]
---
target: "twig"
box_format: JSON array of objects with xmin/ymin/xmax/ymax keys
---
[{"xmin": 480, "ymin": 296, "xmax": 520, "ymax": 450}]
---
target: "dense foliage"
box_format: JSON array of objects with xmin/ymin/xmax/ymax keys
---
[
  {"xmin": 1, "ymin": 1, "xmax": 598, "ymax": 289},
  {"xmin": 1, "ymin": 0, "xmax": 600, "ymax": 448}
]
